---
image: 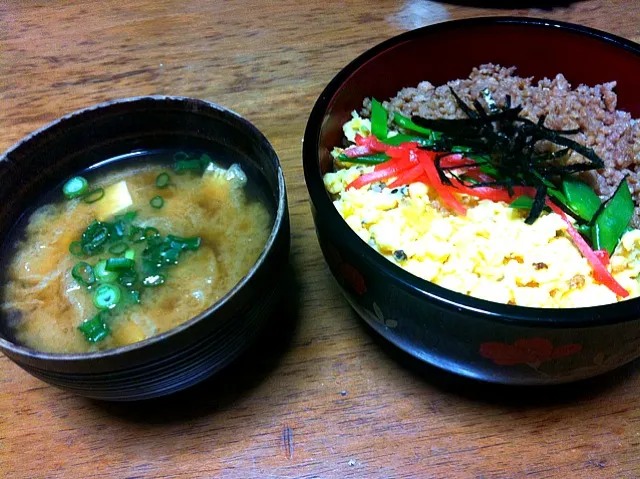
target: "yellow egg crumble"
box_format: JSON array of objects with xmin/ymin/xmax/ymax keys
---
[{"xmin": 324, "ymin": 165, "xmax": 640, "ymax": 308}]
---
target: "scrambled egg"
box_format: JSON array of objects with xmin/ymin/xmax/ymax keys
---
[
  {"xmin": 342, "ymin": 112, "xmax": 372, "ymax": 143},
  {"xmin": 324, "ymin": 165, "xmax": 640, "ymax": 308}
]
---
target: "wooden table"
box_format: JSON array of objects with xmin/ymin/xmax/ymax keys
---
[{"xmin": 2, "ymin": 1, "xmax": 640, "ymax": 477}]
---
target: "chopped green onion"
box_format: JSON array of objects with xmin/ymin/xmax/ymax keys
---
[
  {"xmin": 167, "ymin": 235, "xmax": 201, "ymax": 251},
  {"xmin": 144, "ymin": 227, "xmax": 160, "ymax": 239},
  {"xmin": 82, "ymin": 243, "xmax": 104, "ymax": 256},
  {"xmin": 119, "ymin": 211, "xmax": 137, "ymax": 223},
  {"xmin": 118, "ymin": 270, "xmax": 138, "ymax": 288},
  {"xmin": 110, "ymin": 221, "xmax": 126, "ymax": 240},
  {"xmin": 150, "ymin": 196, "xmax": 164, "ymax": 209},
  {"xmin": 200, "ymin": 153, "xmax": 213, "ymax": 169},
  {"xmin": 147, "ymin": 235, "xmax": 163, "ymax": 247},
  {"xmin": 164, "ymin": 247, "xmax": 181, "ymax": 265},
  {"xmin": 141, "ymin": 258, "xmax": 160, "ymax": 276},
  {"xmin": 371, "ymin": 99, "xmax": 389, "ymax": 140},
  {"xmin": 174, "ymin": 159, "xmax": 202, "ymax": 173},
  {"xmin": 82, "ymin": 188, "xmax": 105, "ymax": 204},
  {"xmin": 143, "ymin": 274, "xmax": 166, "ymax": 287},
  {"xmin": 105, "ymin": 257, "xmax": 135, "ymax": 272},
  {"xmin": 129, "ymin": 226, "xmax": 146, "ymax": 243},
  {"xmin": 81, "ymin": 221, "xmax": 110, "ymax": 255},
  {"xmin": 173, "ymin": 151, "xmax": 189, "ymax": 162},
  {"xmin": 184, "ymin": 236, "xmax": 201, "ymax": 251},
  {"xmin": 78, "ymin": 313, "xmax": 110, "ymax": 343},
  {"xmin": 108, "ymin": 242, "xmax": 128, "ymax": 255},
  {"xmin": 129, "ymin": 290, "xmax": 141, "ymax": 304},
  {"xmin": 143, "ymin": 242, "xmax": 172, "ymax": 269},
  {"xmin": 69, "ymin": 241, "xmax": 85, "ymax": 257},
  {"xmin": 93, "ymin": 284, "xmax": 121, "ymax": 310},
  {"xmin": 72, "ymin": 262, "xmax": 96, "ymax": 288},
  {"xmin": 156, "ymin": 172, "xmax": 171, "ymax": 188},
  {"xmin": 149, "ymin": 245, "xmax": 181, "ymax": 266},
  {"xmin": 70, "ymin": 210, "xmax": 205, "ymax": 310},
  {"xmin": 63, "ymin": 176, "xmax": 89, "ymax": 199},
  {"xmin": 94, "ymin": 260, "xmax": 119, "ymax": 283}
]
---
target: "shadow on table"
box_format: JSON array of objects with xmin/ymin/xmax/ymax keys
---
[
  {"xmin": 435, "ymin": 0, "xmax": 578, "ymax": 9},
  {"xmin": 93, "ymin": 264, "xmax": 301, "ymax": 424},
  {"xmin": 358, "ymin": 310, "xmax": 640, "ymax": 409}
]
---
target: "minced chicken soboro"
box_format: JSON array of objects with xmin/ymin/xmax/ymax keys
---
[{"xmin": 325, "ymin": 64, "xmax": 640, "ymax": 308}]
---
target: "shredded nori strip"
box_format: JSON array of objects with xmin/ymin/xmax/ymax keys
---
[
  {"xmin": 526, "ymin": 185, "xmax": 548, "ymax": 225},
  {"xmin": 449, "ymin": 87, "xmax": 479, "ymax": 120},
  {"xmin": 411, "ymin": 88, "xmax": 606, "ymax": 224},
  {"xmin": 434, "ymin": 155, "xmax": 453, "ymax": 186}
]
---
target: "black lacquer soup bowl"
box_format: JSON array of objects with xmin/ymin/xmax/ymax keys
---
[{"xmin": 0, "ymin": 96, "xmax": 290, "ymax": 400}]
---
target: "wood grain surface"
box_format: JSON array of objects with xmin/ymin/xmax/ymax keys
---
[{"xmin": 2, "ymin": 1, "xmax": 640, "ymax": 478}]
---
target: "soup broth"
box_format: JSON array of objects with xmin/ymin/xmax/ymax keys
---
[{"xmin": 1, "ymin": 150, "xmax": 272, "ymax": 353}]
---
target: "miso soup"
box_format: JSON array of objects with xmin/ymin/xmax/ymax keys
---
[{"xmin": 1, "ymin": 150, "xmax": 273, "ymax": 353}]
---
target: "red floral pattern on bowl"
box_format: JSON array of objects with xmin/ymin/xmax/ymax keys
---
[
  {"xmin": 480, "ymin": 338, "xmax": 582, "ymax": 366},
  {"xmin": 326, "ymin": 243, "xmax": 367, "ymax": 295},
  {"xmin": 339, "ymin": 263, "xmax": 367, "ymax": 295}
]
